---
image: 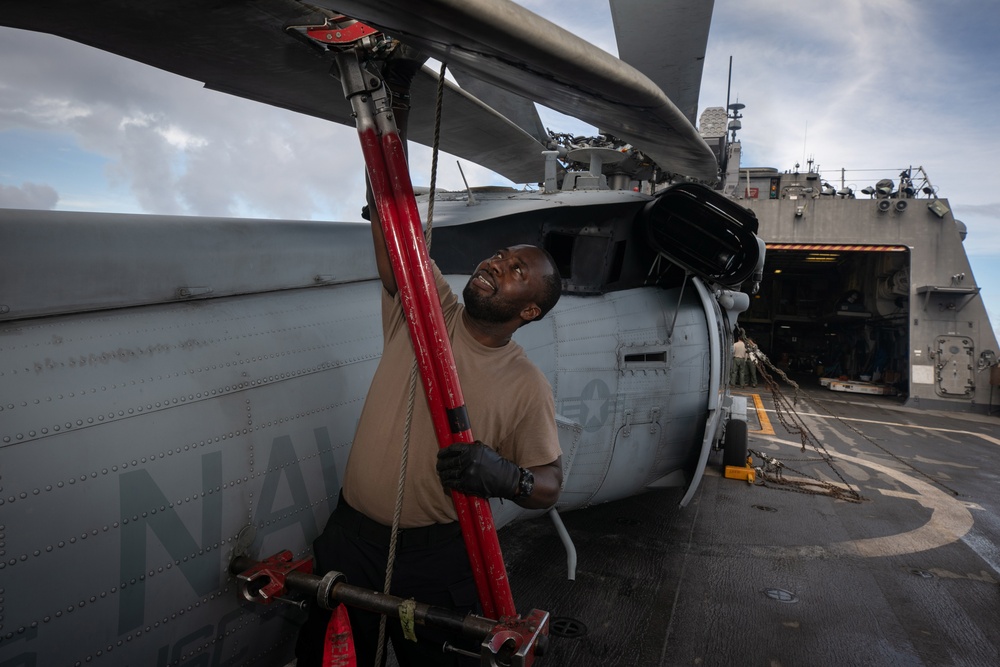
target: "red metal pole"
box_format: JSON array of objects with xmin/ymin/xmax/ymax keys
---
[
  {"xmin": 334, "ymin": 49, "xmax": 516, "ymax": 618},
  {"xmin": 377, "ymin": 127, "xmax": 516, "ymax": 617},
  {"xmin": 359, "ymin": 124, "xmax": 499, "ymax": 618}
]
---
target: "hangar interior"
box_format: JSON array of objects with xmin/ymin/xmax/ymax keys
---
[{"xmin": 739, "ymin": 246, "xmax": 911, "ymax": 391}]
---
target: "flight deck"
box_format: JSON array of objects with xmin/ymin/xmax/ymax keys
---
[{"xmin": 498, "ymin": 379, "xmax": 1000, "ymax": 666}]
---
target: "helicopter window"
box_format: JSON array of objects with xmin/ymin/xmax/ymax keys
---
[
  {"xmin": 544, "ymin": 232, "xmax": 574, "ymax": 279},
  {"xmin": 542, "ymin": 227, "xmax": 623, "ymax": 294}
]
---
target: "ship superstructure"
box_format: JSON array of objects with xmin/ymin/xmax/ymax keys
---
[{"xmin": 701, "ymin": 105, "xmax": 999, "ymax": 413}]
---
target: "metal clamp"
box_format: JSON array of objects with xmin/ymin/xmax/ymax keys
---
[
  {"xmin": 303, "ymin": 16, "xmax": 379, "ymax": 46},
  {"xmin": 481, "ymin": 609, "xmax": 550, "ymax": 667},
  {"xmin": 235, "ymin": 550, "xmax": 313, "ymax": 605}
]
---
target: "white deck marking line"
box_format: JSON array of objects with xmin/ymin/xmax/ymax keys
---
[
  {"xmin": 759, "ymin": 409, "xmax": 1000, "ymax": 447},
  {"xmin": 756, "ymin": 436, "xmax": 974, "ymax": 559}
]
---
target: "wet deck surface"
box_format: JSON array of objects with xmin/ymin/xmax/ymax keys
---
[{"xmin": 499, "ymin": 382, "xmax": 1000, "ymax": 666}]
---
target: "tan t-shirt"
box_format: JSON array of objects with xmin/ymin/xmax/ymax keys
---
[{"xmin": 343, "ymin": 264, "xmax": 561, "ymax": 528}]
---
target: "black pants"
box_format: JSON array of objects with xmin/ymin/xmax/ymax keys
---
[{"xmin": 295, "ymin": 496, "xmax": 481, "ymax": 667}]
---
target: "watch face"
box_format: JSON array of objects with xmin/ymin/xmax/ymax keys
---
[{"xmin": 519, "ymin": 468, "xmax": 535, "ymax": 498}]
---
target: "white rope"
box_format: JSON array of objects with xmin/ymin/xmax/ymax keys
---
[{"xmin": 425, "ymin": 60, "xmax": 447, "ymax": 244}]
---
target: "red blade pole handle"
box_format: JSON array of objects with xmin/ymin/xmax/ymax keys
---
[
  {"xmin": 378, "ymin": 128, "xmax": 516, "ymax": 617},
  {"xmin": 374, "ymin": 103, "xmax": 517, "ymax": 619},
  {"xmin": 360, "ymin": 123, "xmax": 498, "ymax": 619},
  {"xmin": 333, "ymin": 49, "xmax": 515, "ymax": 618},
  {"xmin": 356, "ymin": 121, "xmax": 498, "ymax": 618}
]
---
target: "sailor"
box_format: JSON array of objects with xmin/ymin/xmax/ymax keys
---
[
  {"xmin": 295, "ymin": 42, "xmax": 563, "ymax": 667},
  {"xmin": 746, "ymin": 338, "xmax": 760, "ymax": 388},
  {"xmin": 732, "ymin": 336, "xmax": 748, "ymax": 388}
]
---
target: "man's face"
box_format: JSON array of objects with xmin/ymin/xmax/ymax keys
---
[{"xmin": 463, "ymin": 245, "xmax": 547, "ymax": 324}]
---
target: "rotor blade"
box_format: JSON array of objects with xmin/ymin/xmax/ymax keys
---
[
  {"xmin": 313, "ymin": 0, "xmax": 719, "ymax": 180},
  {"xmin": 449, "ymin": 68, "xmax": 550, "ymax": 146},
  {"xmin": 609, "ymin": 0, "xmax": 716, "ymax": 126},
  {"xmin": 0, "ymin": 0, "xmax": 547, "ymax": 184}
]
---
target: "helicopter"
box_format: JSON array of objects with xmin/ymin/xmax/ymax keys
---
[{"xmin": 0, "ymin": 1, "xmax": 764, "ymax": 664}]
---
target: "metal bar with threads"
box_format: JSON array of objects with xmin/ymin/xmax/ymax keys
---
[
  {"xmin": 230, "ymin": 554, "xmax": 549, "ymax": 667},
  {"xmin": 332, "ymin": 47, "xmax": 516, "ymax": 619}
]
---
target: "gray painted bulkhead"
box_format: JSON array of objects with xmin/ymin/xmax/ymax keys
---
[{"xmin": 735, "ymin": 179, "xmax": 998, "ymax": 412}]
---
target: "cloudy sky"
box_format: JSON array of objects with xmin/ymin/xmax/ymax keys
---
[{"xmin": 1, "ymin": 0, "xmax": 998, "ymax": 338}]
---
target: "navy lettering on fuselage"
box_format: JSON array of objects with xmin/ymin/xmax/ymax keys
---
[
  {"xmin": 114, "ymin": 428, "xmax": 341, "ymax": 645},
  {"xmin": 118, "ymin": 452, "xmax": 223, "ymax": 634},
  {"xmin": 250, "ymin": 428, "xmax": 343, "ymax": 550},
  {"xmin": 312, "ymin": 426, "xmax": 343, "ymax": 507},
  {"xmin": 252, "ymin": 435, "xmax": 319, "ymax": 545}
]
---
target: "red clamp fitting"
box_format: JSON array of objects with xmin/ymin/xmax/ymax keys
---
[
  {"xmin": 236, "ymin": 550, "xmax": 313, "ymax": 604},
  {"xmin": 483, "ymin": 609, "xmax": 550, "ymax": 667},
  {"xmin": 305, "ymin": 16, "xmax": 379, "ymax": 46}
]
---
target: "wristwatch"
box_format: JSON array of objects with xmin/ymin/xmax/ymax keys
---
[{"xmin": 515, "ymin": 467, "xmax": 534, "ymax": 499}]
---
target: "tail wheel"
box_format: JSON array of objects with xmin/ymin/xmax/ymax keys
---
[{"xmin": 722, "ymin": 419, "xmax": 749, "ymax": 468}]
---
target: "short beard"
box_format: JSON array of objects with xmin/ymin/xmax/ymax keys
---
[{"xmin": 463, "ymin": 282, "xmax": 523, "ymax": 323}]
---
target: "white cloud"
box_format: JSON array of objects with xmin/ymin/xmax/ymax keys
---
[
  {"xmin": 27, "ymin": 96, "xmax": 92, "ymax": 124},
  {"xmin": 0, "ymin": 26, "xmax": 372, "ymax": 220},
  {"xmin": 157, "ymin": 125, "xmax": 208, "ymax": 151},
  {"xmin": 119, "ymin": 112, "xmax": 156, "ymax": 130},
  {"xmin": 0, "ymin": 181, "xmax": 59, "ymax": 209}
]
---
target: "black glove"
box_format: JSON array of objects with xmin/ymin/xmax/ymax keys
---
[{"xmin": 436, "ymin": 441, "xmax": 521, "ymax": 500}]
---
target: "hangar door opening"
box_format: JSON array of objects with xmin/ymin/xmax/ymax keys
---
[{"xmin": 739, "ymin": 244, "xmax": 910, "ymax": 393}]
